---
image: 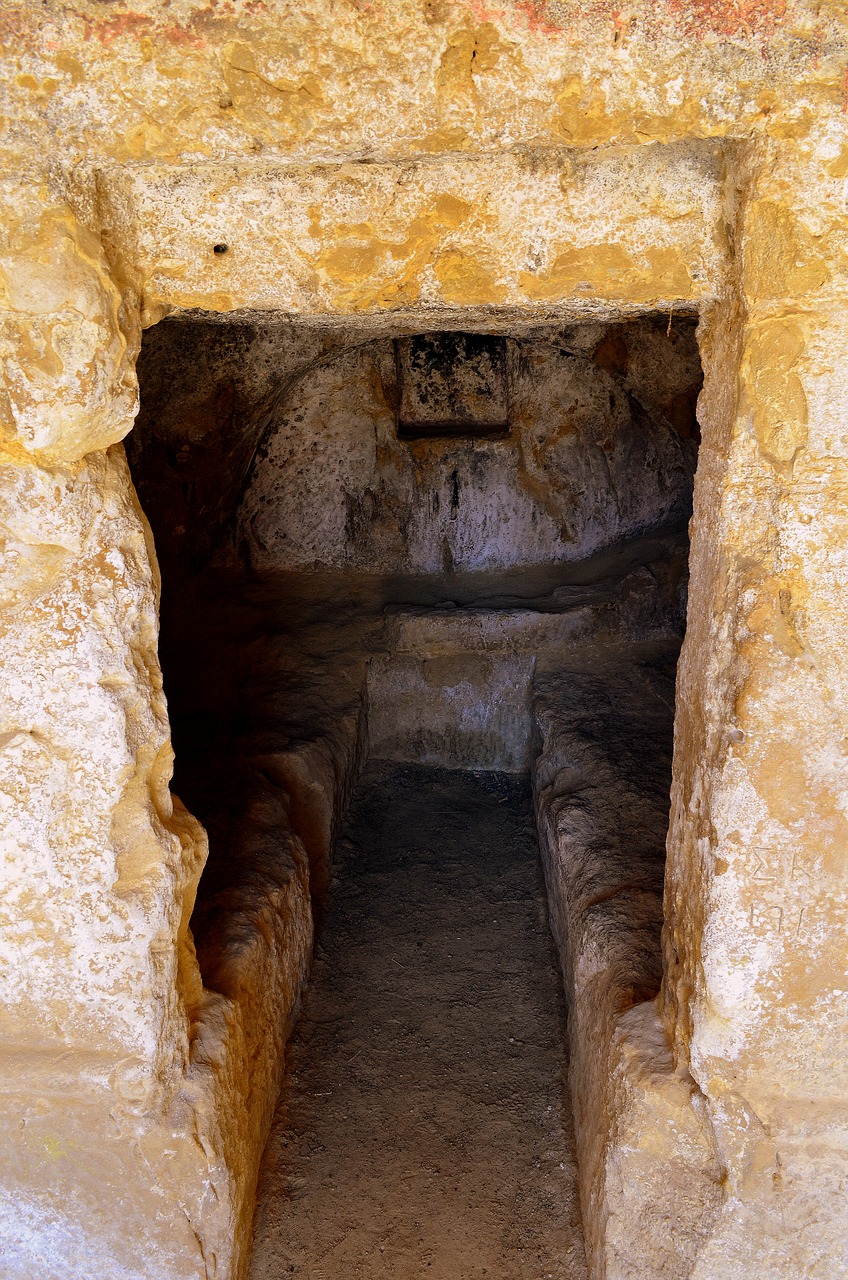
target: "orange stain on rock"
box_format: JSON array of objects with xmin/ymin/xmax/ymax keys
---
[
  {"xmin": 664, "ymin": 0, "xmax": 787, "ymax": 37},
  {"xmin": 83, "ymin": 12, "xmax": 154, "ymax": 47},
  {"xmin": 459, "ymin": 0, "xmax": 787, "ymax": 38},
  {"xmin": 160, "ymin": 24, "xmax": 208, "ymax": 50},
  {"xmin": 80, "ymin": 7, "xmax": 231, "ymax": 51}
]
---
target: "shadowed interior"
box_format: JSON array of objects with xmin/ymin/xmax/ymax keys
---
[{"xmin": 127, "ymin": 312, "xmax": 704, "ymax": 1275}]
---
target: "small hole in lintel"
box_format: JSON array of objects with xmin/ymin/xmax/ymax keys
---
[{"xmin": 213, "ymin": 243, "xmax": 229, "ymax": 255}]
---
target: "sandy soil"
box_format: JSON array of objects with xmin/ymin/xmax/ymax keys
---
[{"xmin": 249, "ymin": 762, "xmax": 588, "ymax": 1280}]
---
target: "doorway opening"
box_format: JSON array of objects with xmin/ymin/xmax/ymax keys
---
[{"xmin": 127, "ymin": 310, "xmax": 702, "ymax": 1275}]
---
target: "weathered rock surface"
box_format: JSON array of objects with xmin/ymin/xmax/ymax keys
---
[
  {"xmin": 240, "ymin": 321, "xmax": 699, "ymax": 574},
  {"xmin": 2, "ymin": 2, "xmax": 848, "ymax": 1276},
  {"xmin": 97, "ymin": 146, "xmax": 724, "ymax": 324},
  {"xmin": 0, "ymin": 446, "xmax": 216, "ymax": 1275},
  {"xmin": 661, "ymin": 142, "xmax": 848, "ymax": 1277},
  {"xmin": 0, "ymin": 446, "xmax": 200, "ymax": 1074},
  {"xmin": 368, "ymin": 530, "xmax": 690, "ymax": 769},
  {"xmin": 533, "ymin": 650, "xmax": 724, "ymax": 1279},
  {"xmin": 2, "ymin": 0, "xmax": 845, "ymax": 184},
  {"xmin": 0, "ymin": 189, "xmax": 139, "ymax": 466}
]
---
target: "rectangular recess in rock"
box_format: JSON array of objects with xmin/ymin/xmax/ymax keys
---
[{"xmin": 396, "ymin": 332, "xmax": 509, "ymax": 439}]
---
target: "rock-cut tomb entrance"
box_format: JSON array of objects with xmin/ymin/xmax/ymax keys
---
[{"xmin": 127, "ymin": 312, "xmax": 705, "ymax": 1277}]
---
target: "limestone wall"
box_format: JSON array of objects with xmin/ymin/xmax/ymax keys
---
[
  {"xmin": 533, "ymin": 652, "xmax": 725, "ymax": 1280},
  {"xmin": 0, "ymin": 194, "xmax": 224, "ymax": 1276},
  {"xmin": 2, "ymin": 1, "xmax": 844, "ymax": 208},
  {"xmin": 661, "ymin": 136, "xmax": 848, "ymax": 1276}
]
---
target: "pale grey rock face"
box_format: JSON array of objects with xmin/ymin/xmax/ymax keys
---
[{"xmin": 238, "ymin": 321, "xmax": 700, "ymax": 576}]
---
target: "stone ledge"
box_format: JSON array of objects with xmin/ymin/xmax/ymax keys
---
[{"xmin": 95, "ymin": 145, "xmax": 725, "ymax": 324}]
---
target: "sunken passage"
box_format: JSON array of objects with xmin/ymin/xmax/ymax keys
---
[{"xmin": 250, "ymin": 763, "xmax": 588, "ymax": 1280}]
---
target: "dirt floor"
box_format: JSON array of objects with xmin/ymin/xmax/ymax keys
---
[{"xmin": 248, "ymin": 762, "xmax": 588, "ymax": 1280}]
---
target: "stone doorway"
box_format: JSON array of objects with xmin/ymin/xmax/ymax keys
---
[
  {"xmin": 127, "ymin": 310, "xmax": 707, "ymax": 1276},
  {"xmin": 4, "ymin": 10, "xmax": 848, "ymax": 1274}
]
